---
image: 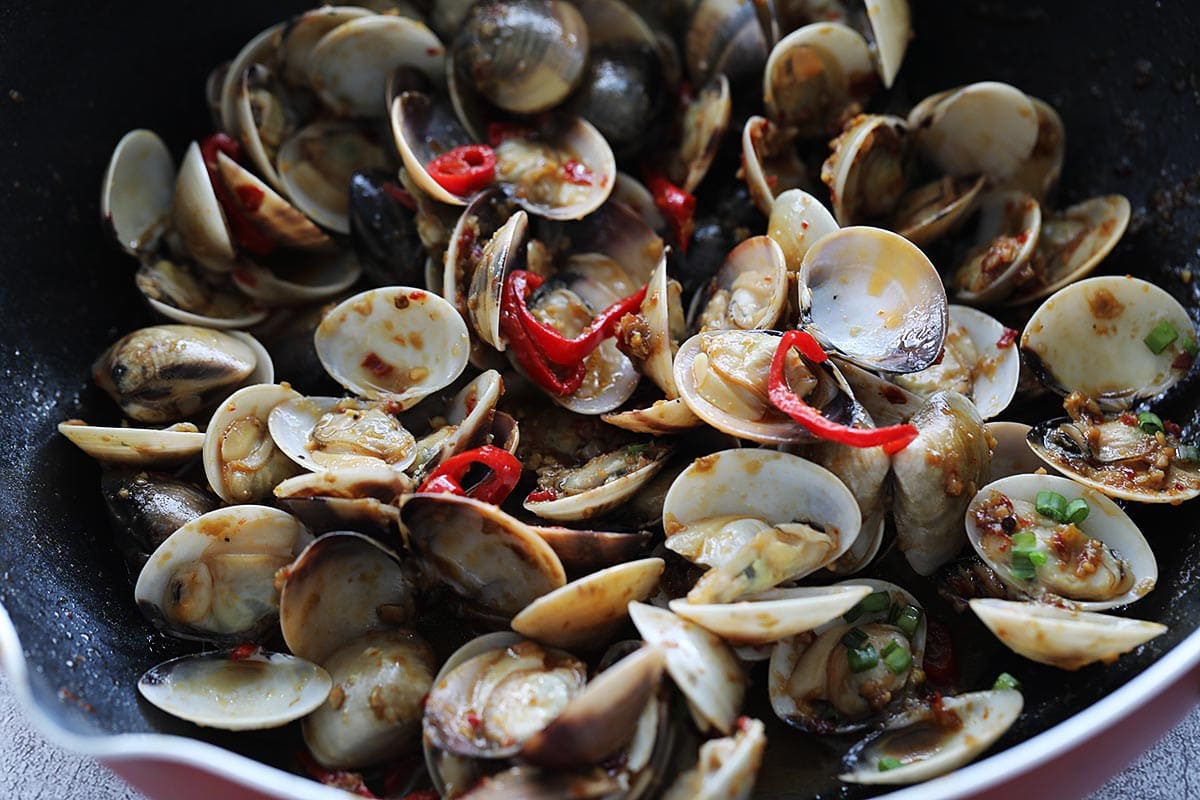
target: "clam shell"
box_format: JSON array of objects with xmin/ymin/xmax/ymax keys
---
[
  {"xmin": 276, "ymin": 120, "xmax": 388, "ymax": 234},
  {"xmin": 390, "ymin": 90, "xmax": 476, "ymax": 206},
  {"xmin": 136, "ymin": 260, "xmax": 268, "ymax": 330},
  {"xmin": 695, "ymin": 235, "xmax": 788, "ymax": 333},
  {"xmin": 986, "ymin": 421, "xmax": 1044, "ymax": 479},
  {"xmin": 278, "ymin": 531, "xmax": 414, "ymax": 664},
  {"xmin": 602, "ymin": 398, "xmax": 705, "ymax": 435},
  {"xmin": 102, "ymin": 129, "xmax": 174, "ymax": 258},
  {"xmin": 138, "ymin": 649, "xmax": 330, "ymax": 730},
  {"xmin": 822, "ymin": 114, "xmax": 908, "ymax": 227},
  {"xmin": 798, "ymin": 226, "xmax": 947, "ymax": 373},
  {"xmin": 58, "ymin": 420, "xmax": 204, "ymax": 469},
  {"xmin": 662, "ymin": 716, "xmax": 766, "ymax": 800},
  {"xmin": 314, "ymin": 287, "xmax": 470, "ymax": 408},
  {"xmin": 214, "ymin": 152, "xmax": 333, "ymax": 251},
  {"xmin": 277, "ymin": 6, "xmax": 374, "ymax": 87},
  {"xmin": 524, "ymin": 445, "xmax": 671, "ymax": 522},
  {"xmin": 511, "ymin": 558, "xmax": 665, "ymax": 651},
  {"xmin": 172, "ymin": 141, "xmax": 235, "ymax": 272},
  {"xmin": 863, "ymin": 0, "xmax": 912, "ymax": 88},
  {"xmin": 268, "ymin": 396, "xmax": 418, "ymax": 474},
  {"xmin": 893, "ymin": 175, "xmax": 986, "ymax": 248},
  {"xmin": 742, "ymin": 115, "xmax": 810, "ymax": 216},
  {"xmin": 230, "ymin": 252, "xmax": 362, "ymax": 306},
  {"xmin": 762, "ymin": 22, "xmax": 875, "ymax": 138},
  {"xmin": 767, "ymin": 189, "xmax": 839, "ymax": 272},
  {"xmin": 1020, "ymin": 275, "xmax": 1196, "ymax": 408},
  {"xmin": 912, "ymin": 81, "xmax": 1038, "ymax": 179},
  {"xmin": 669, "ymin": 584, "xmax": 872, "ymax": 646},
  {"xmin": 999, "ymin": 96, "xmax": 1065, "ymax": 202},
  {"xmin": 493, "ymin": 115, "xmax": 617, "ymax": 221},
  {"xmin": 627, "ymin": 601, "xmax": 746, "ymax": 735},
  {"xmin": 969, "ymin": 598, "xmax": 1167, "ymax": 670},
  {"xmin": 951, "ymin": 190, "xmax": 1041, "ymax": 306},
  {"xmin": 202, "ymin": 383, "xmax": 303, "ymax": 504}
]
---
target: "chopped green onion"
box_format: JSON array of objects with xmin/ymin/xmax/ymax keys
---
[
  {"xmin": 880, "ymin": 641, "xmax": 913, "ymax": 674},
  {"xmin": 878, "ymin": 757, "xmax": 904, "ymax": 772},
  {"xmin": 887, "ymin": 601, "xmax": 901, "ymax": 624},
  {"xmin": 1183, "ymin": 337, "xmax": 1200, "ymax": 357},
  {"xmin": 1010, "ymin": 551, "xmax": 1038, "ymax": 580},
  {"xmin": 844, "ymin": 591, "xmax": 890, "ymax": 622},
  {"xmin": 993, "ymin": 672, "xmax": 1021, "ymax": 691},
  {"xmin": 1027, "ymin": 550, "xmax": 1049, "ymax": 567},
  {"xmin": 1011, "ymin": 531, "xmax": 1037, "ymax": 550},
  {"xmin": 847, "ymin": 645, "xmax": 879, "ymax": 673},
  {"xmin": 1177, "ymin": 444, "xmax": 1200, "ymax": 463},
  {"xmin": 1063, "ymin": 498, "xmax": 1090, "ymax": 524},
  {"xmin": 1138, "ymin": 411, "xmax": 1164, "ymax": 435},
  {"xmin": 841, "ymin": 627, "xmax": 869, "ymax": 649},
  {"xmin": 1035, "ymin": 490, "xmax": 1068, "ymax": 521},
  {"xmin": 1144, "ymin": 321, "xmax": 1179, "ymax": 354},
  {"xmin": 895, "ymin": 605, "xmax": 922, "ymax": 638}
]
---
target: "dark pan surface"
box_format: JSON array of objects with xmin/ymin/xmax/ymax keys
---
[{"xmin": 0, "ymin": 0, "xmax": 1198, "ymax": 796}]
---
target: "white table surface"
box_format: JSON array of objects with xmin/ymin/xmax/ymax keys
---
[{"xmin": 0, "ymin": 671, "xmax": 1195, "ymax": 800}]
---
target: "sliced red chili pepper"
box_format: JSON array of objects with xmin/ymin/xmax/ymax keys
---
[
  {"xmin": 508, "ymin": 270, "xmax": 648, "ymax": 366},
  {"xmin": 643, "ymin": 169, "xmax": 696, "ymax": 254},
  {"xmin": 767, "ymin": 330, "xmax": 919, "ymax": 452},
  {"xmin": 228, "ymin": 642, "xmax": 259, "ymax": 661},
  {"xmin": 426, "ymin": 144, "xmax": 495, "ymax": 197},
  {"xmin": 487, "ymin": 121, "xmax": 535, "ymax": 147},
  {"xmin": 416, "ymin": 445, "xmax": 523, "ymax": 506},
  {"xmin": 499, "ymin": 271, "xmax": 587, "ymax": 395},
  {"xmin": 199, "ymin": 133, "xmax": 278, "ymax": 257}
]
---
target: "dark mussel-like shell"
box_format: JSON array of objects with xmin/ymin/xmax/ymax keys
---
[{"xmin": 349, "ymin": 169, "xmax": 425, "ymax": 287}]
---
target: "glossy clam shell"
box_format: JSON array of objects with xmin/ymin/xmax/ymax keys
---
[
  {"xmin": 276, "ymin": 120, "xmax": 388, "ymax": 234},
  {"xmin": 172, "ymin": 141, "xmax": 235, "ymax": 272},
  {"xmin": 969, "ymin": 598, "xmax": 1167, "ymax": 671},
  {"xmin": 965, "ymin": 474, "xmax": 1157, "ymax": 611},
  {"xmin": 214, "ymin": 153, "xmax": 333, "ymax": 251},
  {"xmin": 267, "ymin": 396, "xmax": 418, "ymax": 474},
  {"xmin": 230, "ymin": 252, "xmax": 362, "ymax": 306},
  {"xmin": 893, "ymin": 174, "xmax": 986, "ymax": 248},
  {"xmin": 696, "ymin": 235, "xmax": 788, "ymax": 332},
  {"xmin": 864, "ymin": 0, "xmax": 912, "ymax": 88},
  {"xmin": 912, "ymin": 81, "xmax": 1038, "ymax": 179},
  {"xmin": 823, "ymin": 114, "xmax": 908, "ymax": 226},
  {"xmin": 202, "ymin": 383, "xmax": 303, "ymax": 504},
  {"xmin": 767, "ymin": 188, "xmax": 839, "ymax": 272},
  {"xmin": 58, "ymin": 421, "xmax": 204, "ymax": 469},
  {"xmin": 952, "ymin": 190, "xmax": 1041, "ymax": 306},
  {"xmin": 136, "ymin": 260, "xmax": 268, "ymax": 330},
  {"xmin": 390, "ymin": 90, "xmax": 476, "ymax": 206},
  {"xmin": 1020, "ymin": 275, "xmax": 1196, "ymax": 408},
  {"xmin": 669, "ymin": 584, "xmax": 872, "ymax": 646},
  {"xmin": 524, "ymin": 446, "xmax": 671, "ymax": 522},
  {"xmin": 138, "ymin": 650, "xmax": 330, "ymax": 731},
  {"xmin": 762, "ymin": 22, "xmax": 875, "ymax": 138},
  {"xmin": 986, "ymin": 421, "xmax": 1045, "ymax": 479},
  {"xmin": 741, "ymin": 115, "xmax": 809, "ymax": 216},
  {"xmin": 102, "ymin": 129, "xmax": 174, "ymax": 258}
]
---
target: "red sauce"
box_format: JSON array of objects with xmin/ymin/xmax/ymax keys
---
[
  {"xmin": 526, "ymin": 488, "xmax": 559, "ymax": 503},
  {"xmin": 234, "ymin": 184, "xmax": 264, "ymax": 212},
  {"xmin": 996, "ymin": 327, "xmax": 1019, "ymax": 348},
  {"xmin": 560, "ymin": 159, "xmax": 595, "ymax": 185},
  {"xmin": 229, "ymin": 642, "xmax": 259, "ymax": 661},
  {"xmin": 882, "ymin": 384, "xmax": 909, "ymax": 404},
  {"xmin": 361, "ymin": 352, "xmax": 393, "ymax": 377}
]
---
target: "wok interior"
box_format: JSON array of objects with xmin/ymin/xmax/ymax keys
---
[{"xmin": 0, "ymin": 0, "xmax": 1197, "ymax": 797}]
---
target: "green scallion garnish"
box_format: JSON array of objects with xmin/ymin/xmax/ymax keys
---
[
  {"xmin": 1138, "ymin": 411, "xmax": 1164, "ymax": 435},
  {"xmin": 1063, "ymin": 497, "xmax": 1090, "ymax": 524},
  {"xmin": 895, "ymin": 605, "xmax": 922, "ymax": 638},
  {"xmin": 844, "ymin": 591, "xmax": 890, "ymax": 622},
  {"xmin": 847, "ymin": 645, "xmax": 879, "ymax": 673},
  {"xmin": 880, "ymin": 641, "xmax": 913, "ymax": 675},
  {"xmin": 993, "ymin": 672, "xmax": 1021, "ymax": 691},
  {"xmin": 1011, "ymin": 530, "xmax": 1037, "ymax": 550},
  {"xmin": 1010, "ymin": 551, "xmax": 1038, "ymax": 580},
  {"xmin": 1144, "ymin": 321, "xmax": 1179, "ymax": 354},
  {"xmin": 878, "ymin": 757, "xmax": 904, "ymax": 772},
  {"xmin": 1183, "ymin": 337, "xmax": 1200, "ymax": 357},
  {"xmin": 1027, "ymin": 550, "xmax": 1049, "ymax": 567},
  {"xmin": 1035, "ymin": 490, "xmax": 1068, "ymax": 521},
  {"xmin": 841, "ymin": 627, "xmax": 869, "ymax": 649}
]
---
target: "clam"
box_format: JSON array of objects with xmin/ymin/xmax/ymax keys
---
[
  {"xmin": 511, "ymin": 558, "xmax": 665, "ymax": 651},
  {"xmin": 272, "ymin": 467, "xmax": 408, "ymax": 539},
  {"xmin": 523, "ymin": 440, "xmax": 673, "ymax": 521},
  {"xmin": 986, "ymin": 421, "xmax": 1045, "ymax": 480},
  {"xmin": 628, "ymin": 601, "xmax": 747, "ymax": 735},
  {"xmin": 135, "ymin": 260, "xmax": 268, "ymax": 329},
  {"xmin": 138, "ymin": 649, "xmax": 330, "ymax": 730},
  {"xmin": 669, "ymin": 74, "xmax": 731, "ymax": 192},
  {"xmin": 833, "ymin": 358, "xmax": 923, "ymax": 427},
  {"xmin": 969, "ymin": 598, "xmax": 1167, "ymax": 670},
  {"xmin": 390, "ymin": 89, "xmax": 478, "ymax": 206},
  {"xmin": 231, "ymin": 63, "xmax": 299, "ymax": 194},
  {"xmin": 101, "ymin": 471, "xmax": 219, "ymax": 562},
  {"xmin": 910, "ymin": 82, "xmax": 1039, "ymax": 179},
  {"xmin": 686, "ymin": 0, "xmax": 768, "ymax": 93},
  {"xmin": 741, "ymin": 115, "xmax": 810, "ymax": 216},
  {"xmin": 400, "ymin": 493, "xmax": 567, "ymax": 618},
  {"xmin": 1021, "ymin": 275, "xmax": 1196, "ymax": 409},
  {"xmin": 171, "ymin": 141, "xmax": 235, "ymax": 272},
  {"xmin": 662, "ymin": 717, "xmax": 766, "ymax": 800},
  {"xmin": 530, "ymin": 526, "xmax": 653, "ymax": 574},
  {"xmin": 276, "ymin": 120, "xmax": 389, "ymax": 234},
  {"xmin": 767, "ymin": 188, "xmax": 839, "ymax": 272},
  {"xmin": 892, "ymin": 174, "xmax": 986, "ymax": 247},
  {"xmin": 230, "ymin": 251, "xmax": 362, "ymax": 306},
  {"xmin": 862, "ymin": 0, "xmax": 912, "ymax": 89},
  {"xmin": 769, "ymin": 579, "xmax": 926, "ymax": 733},
  {"xmin": 669, "ymin": 584, "xmax": 873, "ymax": 646},
  {"xmin": 268, "ymin": 396, "xmax": 418, "ymax": 474},
  {"xmin": 202, "ymin": 383, "xmax": 304, "ymax": 504},
  {"xmin": 891, "ymin": 391, "xmax": 991, "ymax": 575},
  {"xmin": 492, "ymin": 115, "xmax": 617, "ymax": 221},
  {"xmin": 693, "ymin": 235, "xmax": 788, "ymax": 333},
  {"xmin": 999, "ymin": 96, "xmax": 1066, "ymax": 201},
  {"xmin": 303, "ymin": 629, "xmax": 436, "ymax": 769},
  {"xmin": 821, "ymin": 114, "xmax": 909, "ymax": 226},
  {"xmin": 102, "ymin": 129, "xmax": 174, "ymax": 258},
  {"xmin": 314, "ymin": 287, "xmax": 470, "ymax": 408},
  {"xmin": 133, "ymin": 505, "xmax": 312, "ymax": 642},
  {"xmin": 839, "ymin": 689, "xmax": 1022, "ymax": 784},
  {"xmin": 951, "ymin": 190, "xmax": 1041, "ymax": 306},
  {"xmin": 797, "ymin": 226, "xmax": 947, "ymax": 373},
  {"xmin": 217, "ymin": 22, "xmax": 285, "ymax": 146},
  {"xmin": 278, "ymin": 531, "xmax": 416, "ymax": 665},
  {"xmin": 613, "ymin": 252, "xmax": 684, "ymax": 397},
  {"xmin": 965, "ymin": 474, "xmax": 1157, "ymax": 610},
  {"xmin": 763, "ymin": 22, "xmax": 876, "ymax": 139},
  {"xmin": 214, "ymin": 152, "xmax": 334, "ymax": 251},
  {"xmin": 58, "ymin": 420, "xmax": 204, "ymax": 469}
]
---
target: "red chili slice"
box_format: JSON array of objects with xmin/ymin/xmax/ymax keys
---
[
  {"xmin": 767, "ymin": 330, "xmax": 919, "ymax": 453},
  {"xmin": 416, "ymin": 445, "xmax": 523, "ymax": 506},
  {"xmin": 426, "ymin": 144, "xmax": 496, "ymax": 197},
  {"xmin": 199, "ymin": 133, "xmax": 278, "ymax": 256},
  {"xmin": 499, "ymin": 271, "xmax": 587, "ymax": 395},
  {"xmin": 487, "ymin": 121, "xmax": 535, "ymax": 147},
  {"xmin": 643, "ymin": 169, "xmax": 696, "ymax": 254}
]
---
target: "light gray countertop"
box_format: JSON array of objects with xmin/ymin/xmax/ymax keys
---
[{"xmin": 0, "ymin": 671, "xmax": 1194, "ymax": 800}]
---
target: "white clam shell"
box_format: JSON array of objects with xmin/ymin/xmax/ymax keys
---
[
  {"xmin": 951, "ymin": 190, "xmax": 1041, "ymax": 306},
  {"xmin": 203, "ymin": 383, "xmax": 303, "ymax": 504},
  {"xmin": 768, "ymin": 188, "xmax": 839, "ymax": 272},
  {"xmin": 741, "ymin": 115, "xmax": 810, "ymax": 216},
  {"xmin": 669, "ymin": 584, "xmax": 872, "ymax": 646},
  {"xmin": 839, "ymin": 689, "xmax": 1023, "ymax": 784},
  {"xmin": 949, "ymin": 305, "xmax": 1019, "ymax": 419},
  {"xmin": 823, "ymin": 114, "xmax": 908, "ymax": 227},
  {"xmin": 214, "ymin": 152, "xmax": 334, "ymax": 251},
  {"xmin": 512, "ymin": 558, "xmax": 664, "ymax": 651},
  {"xmin": 602, "ymin": 398, "xmax": 705, "ymax": 435},
  {"xmin": 662, "ymin": 716, "xmax": 766, "ymax": 800},
  {"xmin": 912, "ymin": 81, "xmax": 1038, "ymax": 179},
  {"xmin": 986, "ymin": 421, "xmax": 1045, "ymax": 479},
  {"xmin": 627, "ymin": 601, "xmax": 746, "ymax": 735},
  {"xmin": 763, "ymin": 23, "xmax": 875, "ymax": 138},
  {"xmin": 172, "ymin": 141, "xmax": 235, "ymax": 272},
  {"xmin": 696, "ymin": 235, "xmax": 788, "ymax": 332},
  {"xmin": 230, "ymin": 252, "xmax": 361, "ymax": 306},
  {"xmin": 315, "ymin": 287, "xmax": 469, "ymax": 408},
  {"xmin": 138, "ymin": 650, "xmax": 330, "ymax": 731},
  {"xmin": 58, "ymin": 420, "xmax": 204, "ymax": 469},
  {"xmin": 1021, "ymin": 275, "xmax": 1196, "ymax": 408},
  {"xmin": 864, "ymin": 0, "xmax": 912, "ymax": 89},
  {"xmin": 277, "ymin": 6, "xmax": 374, "ymax": 87},
  {"xmin": 965, "ymin": 474, "xmax": 1157, "ymax": 611},
  {"xmin": 218, "ymin": 23, "xmax": 283, "ymax": 145},
  {"xmin": 969, "ymin": 598, "xmax": 1167, "ymax": 671},
  {"xmin": 524, "ymin": 447, "xmax": 670, "ymax": 522},
  {"xmin": 102, "ymin": 129, "xmax": 175, "ymax": 257},
  {"xmin": 268, "ymin": 396, "xmax": 418, "ymax": 474},
  {"xmin": 276, "ymin": 120, "xmax": 388, "ymax": 234}
]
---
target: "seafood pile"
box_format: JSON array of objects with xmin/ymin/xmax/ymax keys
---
[{"xmin": 60, "ymin": 0, "xmax": 1200, "ymax": 797}]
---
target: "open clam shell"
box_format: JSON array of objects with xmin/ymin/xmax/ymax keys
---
[
  {"xmin": 893, "ymin": 174, "xmax": 986, "ymax": 248},
  {"xmin": 911, "ymin": 81, "xmax": 1039, "ymax": 179},
  {"xmin": 390, "ymin": 89, "xmax": 476, "ymax": 206},
  {"xmin": 493, "ymin": 115, "xmax": 617, "ymax": 221},
  {"xmin": 58, "ymin": 420, "xmax": 204, "ymax": 469},
  {"xmin": 767, "ymin": 188, "xmax": 839, "ymax": 272},
  {"xmin": 136, "ymin": 260, "xmax": 268, "ymax": 330},
  {"xmin": 614, "ymin": 252, "xmax": 682, "ymax": 396},
  {"xmin": 511, "ymin": 558, "xmax": 665, "ymax": 651},
  {"xmin": 834, "ymin": 359, "xmax": 923, "ymax": 427},
  {"xmin": 467, "ymin": 209, "xmax": 527, "ymax": 351},
  {"xmin": 133, "ymin": 505, "xmax": 312, "ymax": 642},
  {"xmin": 628, "ymin": 601, "xmax": 746, "ymax": 735},
  {"xmin": 172, "ymin": 141, "xmax": 235, "ymax": 273},
  {"xmin": 276, "ymin": 120, "xmax": 389, "ymax": 234},
  {"xmin": 822, "ymin": 114, "xmax": 909, "ymax": 227},
  {"xmin": 694, "ymin": 235, "xmax": 788, "ymax": 333},
  {"xmin": 669, "ymin": 584, "xmax": 873, "ymax": 646},
  {"xmin": 663, "ymin": 716, "xmax": 766, "ymax": 800},
  {"xmin": 969, "ymin": 598, "xmax": 1167, "ymax": 671},
  {"xmin": 202, "ymin": 383, "xmax": 303, "ymax": 504},
  {"xmin": 400, "ymin": 493, "xmax": 567, "ymax": 617},
  {"xmin": 839, "ymin": 689, "xmax": 1023, "ymax": 784},
  {"xmin": 274, "ymin": 472, "xmax": 406, "ymax": 541},
  {"xmin": 268, "ymin": 396, "xmax": 418, "ymax": 474},
  {"xmin": 138, "ymin": 649, "xmax": 330, "ymax": 730},
  {"xmin": 863, "ymin": 0, "xmax": 912, "ymax": 89},
  {"xmin": 966, "ymin": 474, "xmax": 1157, "ymax": 611},
  {"xmin": 524, "ymin": 442, "xmax": 672, "ymax": 522},
  {"xmin": 986, "ymin": 421, "xmax": 1045, "ymax": 479},
  {"xmin": 798, "ymin": 225, "xmax": 947, "ymax": 373},
  {"xmin": 214, "ymin": 152, "xmax": 334, "ymax": 251},
  {"xmin": 671, "ymin": 74, "xmax": 731, "ymax": 192},
  {"xmin": 1020, "ymin": 275, "xmax": 1196, "ymax": 409},
  {"xmin": 314, "ymin": 287, "xmax": 470, "ymax": 408},
  {"xmin": 278, "ymin": 531, "xmax": 414, "ymax": 664},
  {"xmin": 218, "ymin": 22, "xmax": 284, "ymax": 146},
  {"xmin": 951, "ymin": 190, "xmax": 1041, "ymax": 306},
  {"xmin": 602, "ymin": 397, "xmax": 705, "ymax": 435},
  {"xmin": 741, "ymin": 115, "xmax": 810, "ymax": 216},
  {"xmin": 230, "ymin": 251, "xmax": 362, "ymax": 306},
  {"xmin": 277, "ymin": 6, "xmax": 374, "ymax": 87},
  {"xmin": 102, "ymin": 129, "xmax": 175, "ymax": 258},
  {"xmin": 999, "ymin": 96, "xmax": 1066, "ymax": 202}
]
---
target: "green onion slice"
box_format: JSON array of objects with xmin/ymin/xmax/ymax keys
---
[
  {"xmin": 1035, "ymin": 490, "xmax": 1068, "ymax": 521},
  {"xmin": 847, "ymin": 645, "xmax": 879, "ymax": 673},
  {"xmin": 896, "ymin": 605, "xmax": 922, "ymax": 638},
  {"xmin": 880, "ymin": 641, "xmax": 913, "ymax": 675},
  {"xmin": 1011, "ymin": 530, "xmax": 1037, "ymax": 550},
  {"xmin": 878, "ymin": 757, "xmax": 904, "ymax": 772},
  {"xmin": 844, "ymin": 591, "xmax": 891, "ymax": 622},
  {"xmin": 993, "ymin": 672, "xmax": 1021, "ymax": 691},
  {"xmin": 1138, "ymin": 411, "xmax": 1164, "ymax": 435},
  {"xmin": 841, "ymin": 627, "xmax": 869, "ymax": 649},
  {"xmin": 1010, "ymin": 551, "xmax": 1037, "ymax": 580},
  {"xmin": 1063, "ymin": 497, "xmax": 1090, "ymax": 524},
  {"xmin": 1144, "ymin": 321, "xmax": 1179, "ymax": 354},
  {"xmin": 1183, "ymin": 337, "xmax": 1200, "ymax": 357},
  {"xmin": 1027, "ymin": 550, "xmax": 1049, "ymax": 567}
]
